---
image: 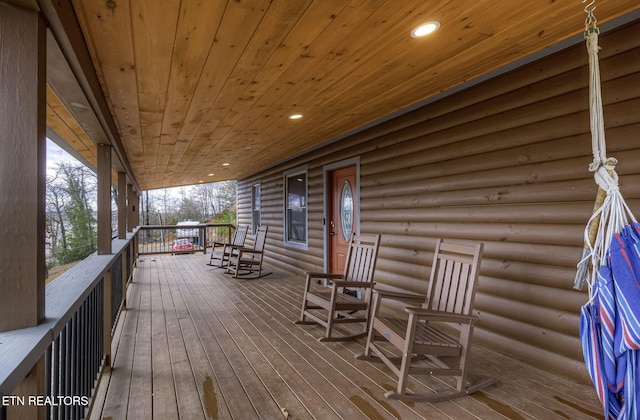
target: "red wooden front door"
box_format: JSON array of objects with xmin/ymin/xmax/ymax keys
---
[{"xmin": 328, "ymin": 165, "xmax": 357, "ymax": 274}]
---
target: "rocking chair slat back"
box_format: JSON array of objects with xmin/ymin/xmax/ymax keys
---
[
  {"xmin": 426, "ymin": 241, "xmax": 483, "ymax": 316},
  {"xmin": 233, "ymin": 226, "xmax": 249, "ymax": 247},
  {"xmin": 344, "ymin": 234, "xmax": 380, "ymax": 283}
]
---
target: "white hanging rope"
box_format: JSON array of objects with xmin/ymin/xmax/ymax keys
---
[
  {"xmin": 585, "ymin": 31, "xmax": 608, "ymax": 173},
  {"xmin": 577, "ymin": 18, "xmax": 637, "ymax": 298}
]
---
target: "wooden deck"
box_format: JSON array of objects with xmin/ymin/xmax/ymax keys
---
[{"xmin": 88, "ymin": 253, "xmax": 602, "ymax": 420}]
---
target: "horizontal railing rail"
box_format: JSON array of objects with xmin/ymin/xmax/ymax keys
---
[
  {"xmin": 138, "ymin": 223, "xmax": 236, "ymax": 255},
  {"xmin": 0, "ymin": 229, "xmax": 138, "ymax": 420}
]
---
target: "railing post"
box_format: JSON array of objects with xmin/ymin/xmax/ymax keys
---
[
  {"xmin": 7, "ymin": 357, "xmax": 45, "ymax": 420},
  {"xmin": 202, "ymin": 225, "xmax": 208, "ymax": 254},
  {"xmin": 103, "ymin": 269, "xmax": 112, "ymax": 368},
  {"xmin": 122, "ymin": 245, "xmax": 128, "ymax": 309},
  {"xmin": 134, "ymin": 231, "xmax": 139, "ymax": 264}
]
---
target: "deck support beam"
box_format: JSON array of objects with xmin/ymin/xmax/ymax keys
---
[
  {"xmin": 127, "ymin": 184, "xmax": 135, "ymax": 232},
  {"xmin": 0, "ymin": 6, "xmax": 46, "ymax": 419},
  {"xmin": 118, "ymin": 172, "xmax": 127, "ymax": 239},
  {"xmin": 97, "ymin": 144, "xmax": 112, "ymax": 254},
  {"xmin": 0, "ymin": 4, "xmax": 46, "ymax": 333}
]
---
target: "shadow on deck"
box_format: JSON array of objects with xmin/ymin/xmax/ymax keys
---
[{"xmin": 88, "ymin": 253, "xmax": 601, "ymax": 420}]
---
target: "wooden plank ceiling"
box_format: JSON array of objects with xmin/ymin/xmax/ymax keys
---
[{"xmin": 44, "ymin": 0, "xmax": 640, "ymax": 191}]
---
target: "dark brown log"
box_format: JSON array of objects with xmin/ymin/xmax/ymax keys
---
[{"xmin": 234, "ymin": 22, "xmax": 640, "ymax": 383}]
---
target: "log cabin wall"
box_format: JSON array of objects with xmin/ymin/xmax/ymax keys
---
[{"xmin": 236, "ymin": 20, "xmax": 640, "ymax": 383}]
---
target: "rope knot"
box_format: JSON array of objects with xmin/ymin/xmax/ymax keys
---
[
  {"xmin": 585, "ymin": 32, "xmax": 601, "ymax": 55},
  {"xmin": 594, "ymin": 164, "xmax": 619, "ymax": 194}
]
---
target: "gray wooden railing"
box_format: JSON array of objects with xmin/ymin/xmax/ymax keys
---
[
  {"xmin": 138, "ymin": 223, "xmax": 236, "ymax": 255},
  {"xmin": 0, "ymin": 229, "xmax": 139, "ymax": 420}
]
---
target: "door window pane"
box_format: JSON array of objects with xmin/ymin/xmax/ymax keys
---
[{"xmin": 340, "ymin": 181, "xmax": 353, "ymax": 240}]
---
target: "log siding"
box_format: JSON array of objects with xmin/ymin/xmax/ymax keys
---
[{"xmin": 236, "ymin": 20, "xmax": 640, "ymax": 383}]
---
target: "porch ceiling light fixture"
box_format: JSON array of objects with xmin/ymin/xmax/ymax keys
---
[
  {"xmin": 288, "ymin": 113, "xmax": 303, "ymax": 120},
  {"xmin": 411, "ymin": 21, "xmax": 440, "ymax": 38}
]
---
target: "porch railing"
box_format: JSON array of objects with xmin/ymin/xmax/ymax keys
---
[
  {"xmin": 138, "ymin": 223, "xmax": 236, "ymax": 255},
  {"xmin": 0, "ymin": 229, "xmax": 139, "ymax": 420}
]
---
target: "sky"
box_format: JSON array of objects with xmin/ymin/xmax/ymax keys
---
[
  {"xmin": 45, "ymin": 138, "xmax": 189, "ymax": 197},
  {"xmin": 46, "ymin": 138, "xmax": 80, "ymax": 173}
]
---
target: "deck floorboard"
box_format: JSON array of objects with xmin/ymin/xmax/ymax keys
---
[{"xmin": 89, "ymin": 254, "xmax": 602, "ymax": 420}]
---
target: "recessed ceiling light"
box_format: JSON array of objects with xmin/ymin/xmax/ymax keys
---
[
  {"xmin": 222, "ymin": 163, "xmax": 230, "ymax": 166},
  {"xmin": 411, "ymin": 21, "xmax": 440, "ymax": 38},
  {"xmin": 289, "ymin": 114, "xmax": 303, "ymax": 120},
  {"xmin": 208, "ymin": 173, "xmax": 214, "ymax": 177}
]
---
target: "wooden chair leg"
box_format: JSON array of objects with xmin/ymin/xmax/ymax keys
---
[
  {"xmin": 324, "ymin": 310, "xmax": 335, "ymax": 340},
  {"xmin": 360, "ymin": 293, "xmax": 382, "ymax": 359},
  {"xmin": 396, "ymin": 313, "xmax": 418, "ymax": 397},
  {"xmin": 455, "ymin": 324, "xmax": 473, "ymax": 392}
]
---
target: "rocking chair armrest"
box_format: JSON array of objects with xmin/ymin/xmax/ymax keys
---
[
  {"xmin": 331, "ymin": 280, "xmax": 375, "ymax": 289},
  {"xmin": 372, "ymin": 289, "xmax": 426, "ymax": 302},
  {"xmin": 236, "ymin": 248, "xmax": 262, "ymax": 254},
  {"xmin": 404, "ymin": 307, "xmax": 479, "ymax": 324},
  {"xmin": 305, "ymin": 272, "xmax": 344, "ymax": 280}
]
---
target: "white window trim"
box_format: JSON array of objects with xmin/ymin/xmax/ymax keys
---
[
  {"xmin": 251, "ymin": 183, "xmax": 261, "ymax": 235},
  {"xmin": 283, "ymin": 166, "xmax": 309, "ymax": 250}
]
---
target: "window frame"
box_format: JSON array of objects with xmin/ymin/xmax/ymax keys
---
[
  {"xmin": 283, "ymin": 167, "xmax": 308, "ymax": 250},
  {"xmin": 251, "ymin": 183, "xmax": 261, "ymax": 235}
]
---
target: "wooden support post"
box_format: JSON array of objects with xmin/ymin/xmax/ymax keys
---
[
  {"xmin": 127, "ymin": 184, "xmax": 134, "ymax": 232},
  {"xmin": 117, "ymin": 172, "xmax": 127, "ymax": 239},
  {"xmin": 97, "ymin": 144, "xmax": 112, "ymax": 254},
  {"xmin": 133, "ymin": 190, "xmax": 140, "ymax": 227},
  {"xmin": 7, "ymin": 357, "xmax": 45, "ymax": 420},
  {"xmin": 103, "ymin": 269, "xmax": 112, "ymax": 368},
  {"xmin": 0, "ymin": 8, "xmax": 47, "ymax": 418},
  {"xmin": 0, "ymin": 5, "xmax": 46, "ymax": 332}
]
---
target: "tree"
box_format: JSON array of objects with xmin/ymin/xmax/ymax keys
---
[
  {"xmin": 46, "ymin": 172, "xmax": 69, "ymax": 261},
  {"xmin": 54, "ymin": 163, "xmax": 97, "ymax": 264}
]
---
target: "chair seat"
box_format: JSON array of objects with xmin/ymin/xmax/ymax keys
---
[
  {"xmin": 308, "ymin": 290, "xmax": 369, "ymax": 310},
  {"xmin": 376, "ymin": 317, "xmax": 460, "ymax": 350}
]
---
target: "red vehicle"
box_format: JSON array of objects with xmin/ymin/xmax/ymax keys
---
[{"xmin": 170, "ymin": 239, "xmax": 194, "ymax": 254}]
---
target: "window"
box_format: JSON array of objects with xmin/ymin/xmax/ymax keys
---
[
  {"xmin": 284, "ymin": 169, "xmax": 308, "ymax": 247},
  {"xmin": 251, "ymin": 183, "xmax": 261, "ymax": 235}
]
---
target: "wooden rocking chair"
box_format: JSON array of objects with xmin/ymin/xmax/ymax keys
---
[
  {"xmin": 227, "ymin": 225, "xmax": 269, "ymax": 278},
  {"xmin": 295, "ymin": 233, "xmax": 381, "ymax": 341},
  {"xmin": 357, "ymin": 239, "xmax": 495, "ymax": 402},
  {"xmin": 207, "ymin": 224, "xmax": 248, "ymax": 268}
]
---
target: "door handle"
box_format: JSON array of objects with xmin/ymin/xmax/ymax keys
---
[{"xmin": 330, "ymin": 232, "xmax": 336, "ymax": 236}]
